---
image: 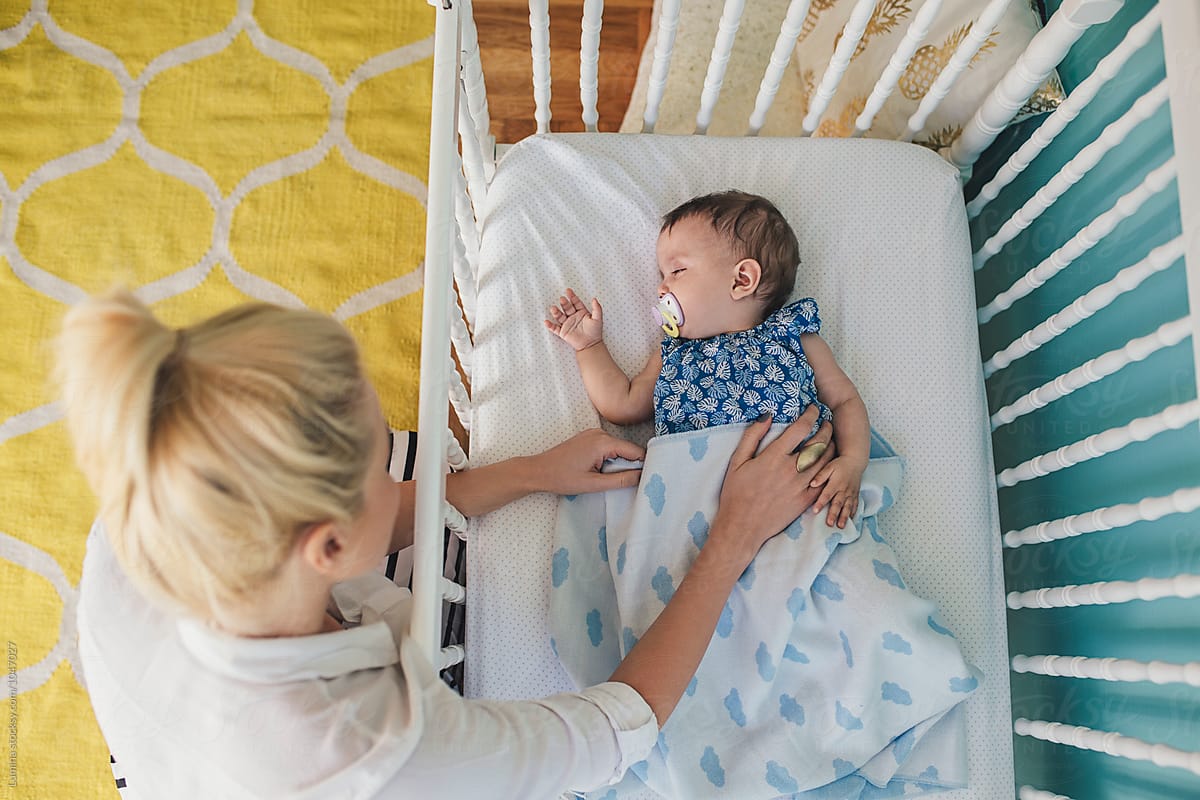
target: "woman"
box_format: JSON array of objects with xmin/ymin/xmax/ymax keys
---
[{"xmin": 62, "ymin": 289, "xmax": 835, "ymax": 799}]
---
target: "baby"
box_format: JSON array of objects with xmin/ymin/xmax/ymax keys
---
[{"xmin": 546, "ymin": 190, "xmax": 869, "ymax": 528}]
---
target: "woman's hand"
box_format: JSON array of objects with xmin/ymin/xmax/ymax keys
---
[
  {"xmin": 528, "ymin": 428, "xmax": 645, "ymax": 495},
  {"xmin": 709, "ymin": 407, "xmax": 836, "ymax": 563},
  {"xmin": 609, "ymin": 405, "xmax": 834, "ymax": 726}
]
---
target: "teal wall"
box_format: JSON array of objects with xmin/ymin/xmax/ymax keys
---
[{"xmin": 965, "ymin": 1, "xmax": 1200, "ymax": 796}]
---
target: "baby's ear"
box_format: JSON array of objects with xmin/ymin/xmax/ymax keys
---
[{"xmin": 731, "ymin": 259, "xmax": 763, "ymax": 300}]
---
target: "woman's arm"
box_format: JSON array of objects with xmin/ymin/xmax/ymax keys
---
[
  {"xmin": 609, "ymin": 407, "xmax": 835, "ymax": 725},
  {"xmin": 388, "ymin": 429, "xmax": 646, "ymax": 555}
]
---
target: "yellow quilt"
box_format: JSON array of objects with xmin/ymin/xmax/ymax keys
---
[{"xmin": 0, "ymin": 0, "xmax": 433, "ymax": 795}]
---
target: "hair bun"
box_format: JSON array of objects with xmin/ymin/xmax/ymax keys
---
[{"xmin": 56, "ymin": 288, "xmax": 177, "ymax": 500}]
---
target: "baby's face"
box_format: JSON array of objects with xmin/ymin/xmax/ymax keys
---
[{"xmin": 656, "ymin": 216, "xmax": 741, "ymax": 340}]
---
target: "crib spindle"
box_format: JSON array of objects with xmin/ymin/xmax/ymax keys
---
[
  {"xmin": 443, "ymin": 500, "xmax": 469, "ymax": 536},
  {"xmin": 853, "ymin": 0, "xmax": 944, "ymax": 138},
  {"xmin": 641, "ymin": 0, "xmax": 682, "ymax": 133},
  {"xmin": 1007, "ymin": 574, "xmax": 1200, "ymax": 610},
  {"xmin": 459, "ymin": 0, "xmax": 495, "ymax": 180},
  {"xmin": 1014, "ymin": 718, "xmax": 1200, "ymax": 776},
  {"xmin": 996, "ymin": 400, "xmax": 1200, "ymax": 488},
  {"xmin": 1013, "ymin": 654, "xmax": 1200, "ymax": 687},
  {"xmin": 948, "ymin": 0, "xmax": 1125, "ymax": 173},
  {"xmin": 1003, "ymin": 485, "xmax": 1200, "ymax": 548},
  {"xmin": 982, "ymin": 236, "xmax": 1186, "ymax": 377},
  {"xmin": 580, "ymin": 0, "xmax": 604, "ymax": 131},
  {"xmin": 458, "ymin": 89, "xmax": 491, "ymax": 221},
  {"xmin": 453, "ymin": 162, "xmax": 481, "ymax": 261},
  {"xmin": 802, "ymin": 0, "xmax": 877, "ymax": 137},
  {"xmin": 439, "ymin": 643, "xmax": 466, "ymax": 670},
  {"xmin": 440, "ymin": 574, "xmax": 467, "ymax": 604},
  {"xmin": 448, "ymin": 282, "xmax": 474, "ymax": 380},
  {"xmin": 449, "ymin": 354, "xmax": 473, "ymax": 435},
  {"xmin": 694, "ymin": 0, "xmax": 746, "ymax": 135},
  {"xmin": 446, "ymin": 432, "xmax": 469, "ymax": 473},
  {"xmin": 1018, "ymin": 788, "xmax": 1075, "ymax": 800},
  {"xmin": 973, "ymin": 81, "xmax": 1170, "ymax": 272},
  {"xmin": 746, "ymin": 0, "xmax": 812, "ymax": 136},
  {"xmin": 530, "ymin": 0, "xmax": 552, "ymax": 134},
  {"xmin": 977, "ymin": 158, "xmax": 1178, "ymax": 321},
  {"xmin": 967, "ymin": 6, "xmax": 1162, "ymax": 219},
  {"xmin": 451, "ymin": 217, "xmax": 479, "ymax": 334},
  {"xmin": 902, "ymin": 0, "xmax": 1013, "ymax": 143},
  {"xmin": 992, "ymin": 318, "xmax": 1192, "ymax": 430},
  {"xmin": 413, "ymin": 0, "xmax": 462, "ymax": 663}
]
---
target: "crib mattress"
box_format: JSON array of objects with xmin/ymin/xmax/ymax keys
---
[{"xmin": 466, "ymin": 134, "xmax": 1013, "ymax": 799}]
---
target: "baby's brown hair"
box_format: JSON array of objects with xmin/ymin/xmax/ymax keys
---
[{"xmin": 662, "ymin": 190, "xmax": 799, "ymax": 316}]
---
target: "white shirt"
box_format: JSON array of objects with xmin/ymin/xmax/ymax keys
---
[{"xmin": 76, "ymin": 522, "xmax": 657, "ymax": 800}]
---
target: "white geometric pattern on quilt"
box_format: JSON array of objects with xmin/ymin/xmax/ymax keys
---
[
  {"xmin": 551, "ymin": 425, "xmax": 980, "ymax": 799},
  {"xmin": 467, "ymin": 133, "xmax": 1013, "ymax": 800}
]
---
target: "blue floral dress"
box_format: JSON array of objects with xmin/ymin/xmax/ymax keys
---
[{"xmin": 653, "ymin": 298, "xmax": 833, "ymax": 437}]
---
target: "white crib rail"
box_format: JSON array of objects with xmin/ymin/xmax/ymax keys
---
[
  {"xmin": 977, "ymin": 158, "xmax": 1178, "ymax": 322},
  {"xmin": 1002, "ymin": 485, "xmax": 1200, "ymax": 549},
  {"xmin": 1007, "ymin": 574, "xmax": 1200, "ymax": 610},
  {"xmin": 967, "ymin": 5, "xmax": 1163, "ymax": 219},
  {"xmin": 995, "ymin": 399, "xmax": 1200, "ymax": 488},
  {"xmin": 982, "ymin": 236, "xmax": 1186, "ymax": 378},
  {"xmin": 531, "ymin": 0, "xmax": 553, "ymax": 134},
  {"xmin": 458, "ymin": 89, "xmax": 491, "ymax": 218},
  {"xmin": 1018, "ymin": 788, "xmax": 1075, "ymax": 800},
  {"xmin": 972, "ymin": 80, "xmax": 1170, "ymax": 273},
  {"xmin": 1014, "ymin": 718, "xmax": 1200, "ymax": 777},
  {"xmin": 948, "ymin": 0, "xmax": 1124, "ymax": 173},
  {"xmin": 459, "ymin": 0, "xmax": 495, "ymax": 179},
  {"xmin": 581, "ymin": 0, "xmax": 604, "ymax": 131},
  {"xmin": 802, "ymin": 0, "xmax": 877, "ymax": 137},
  {"xmin": 413, "ymin": 0, "xmax": 463, "ymax": 662},
  {"xmin": 903, "ymin": 0, "xmax": 1013, "ymax": 143},
  {"xmin": 854, "ymin": 0, "xmax": 944, "ymax": 138},
  {"xmin": 694, "ymin": 0, "xmax": 745, "ymax": 135},
  {"xmin": 747, "ymin": 0, "xmax": 811, "ymax": 136},
  {"xmin": 990, "ymin": 318, "xmax": 1192, "ymax": 430},
  {"xmin": 641, "ymin": 0, "xmax": 682, "ymax": 133},
  {"xmin": 1013, "ymin": 654, "xmax": 1200, "ymax": 687}
]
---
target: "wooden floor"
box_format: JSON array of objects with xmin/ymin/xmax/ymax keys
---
[{"xmin": 473, "ymin": 0, "xmax": 654, "ymax": 143}]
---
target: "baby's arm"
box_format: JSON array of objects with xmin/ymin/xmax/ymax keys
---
[
  {"xmin": 545, "ymin": 288, "xmax": 658, "ymax": 425},
  {"xmin": 801, "ymin": 334, "xmax": 870, "ymax": 528}
]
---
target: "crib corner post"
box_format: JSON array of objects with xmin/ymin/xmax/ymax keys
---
[
  {"xmin": 946, "ymin": 0, "xmax": 1124, "ymax": 173},
  {"xmin": 1160, "ymin": 0, "xmax": 1200, "ymax": 405},
  {"xmin": 413, "ymin": 0, "xmax": 463, "ymax": 665}
]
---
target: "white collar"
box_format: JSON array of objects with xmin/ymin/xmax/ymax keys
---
[{"xmin": 176, "ymin": 572, "xmax": 413, "ymax": 684}]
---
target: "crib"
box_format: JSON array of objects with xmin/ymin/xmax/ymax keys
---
[{"xmin": 408, "ymin": 0, "xmax": 1199, "ymax": 797}]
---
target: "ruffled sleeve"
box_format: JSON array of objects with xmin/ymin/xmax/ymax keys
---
[{"xmin": 761, "ymin": 298, "xmax": 821, "ymax": 342}]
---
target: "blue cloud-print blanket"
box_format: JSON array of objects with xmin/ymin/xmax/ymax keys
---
[{"xmin": 549, "ymin": 425, "xmax": 980, "ymax": 799}]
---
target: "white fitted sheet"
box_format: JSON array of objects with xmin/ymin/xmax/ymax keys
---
[{"xmin": 465, "ymin": 133, "xmax": 1013, "ymax": 799}]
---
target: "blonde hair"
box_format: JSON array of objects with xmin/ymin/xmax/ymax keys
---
[{"xmin": 56, "ymin": 289, "xmax": 374, "ymax": 620}]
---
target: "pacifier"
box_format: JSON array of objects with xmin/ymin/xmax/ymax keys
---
[{"xmin": 652, "ymin": 292, "xmax": 686, "ymax": 338}]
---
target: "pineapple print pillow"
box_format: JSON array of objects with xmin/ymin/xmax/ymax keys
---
[{"xmin": 792, "ymin": 0, "xmax": 1064, "ymax": 148}]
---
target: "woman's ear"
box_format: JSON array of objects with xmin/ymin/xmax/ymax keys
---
[
  {"xmin": 298, "ymin": 521, "xmax": 348, "ymax": 578},
  {"xmin": 731, "ymin": 259, "xmax": 763, "ymax": 300}
]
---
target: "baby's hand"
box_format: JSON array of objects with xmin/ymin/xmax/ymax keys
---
[
  {"xmin": 545, "ymin": 288, "xmax": 604, "ymax": 351},
  {"xmin": 810, "ymin": 456, "xmax": 867, "ymax": 529}
]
